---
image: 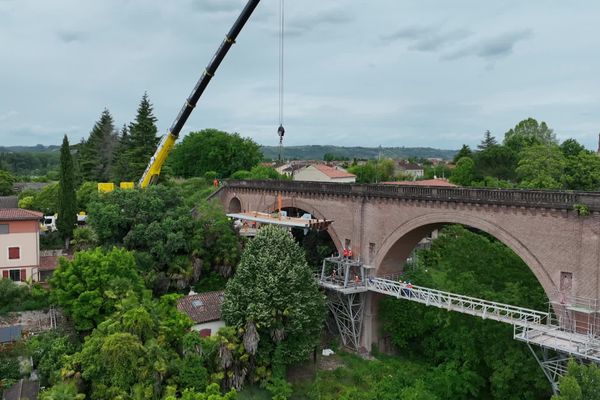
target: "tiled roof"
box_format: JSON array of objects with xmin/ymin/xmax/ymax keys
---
[
  {"xmin": 382, "ymin": 179, "xmax": 457, "ymax": 187},
  {"xmin": 177, "ymin": 290, "xmax": 224, "ymax": 324},
  {"xmin": 39, "ymin": 254, "xmax": 71, "ymax": 271},
  {"xmin": 0, "ymin": 208, "xmax": 43, "ymax": 221},
  {"xmin": 0, "ymin": 196, "xmax": 19, "ymax": 209},
  {"xmin": 396, "ymin": 161, "xmax": 423, "ymax": 170},
  {"xmin": 313, "ymin": 164, "xmax": 356, "ymax": 179}
]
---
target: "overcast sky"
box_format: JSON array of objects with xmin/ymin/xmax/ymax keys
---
[{"xmin": 1, "ymin": 0, "xmax": 599, "ymax": 150}]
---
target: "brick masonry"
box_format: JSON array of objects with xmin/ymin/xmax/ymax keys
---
[{"xmin": 215, "ymin": 180, "xmax": 600, "ymax": 349}]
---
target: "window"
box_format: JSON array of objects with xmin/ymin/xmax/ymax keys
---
[
  {"xmin": 0, "ymin": 224, "xmax": 8, "ymax": 234},
  {"xmin": 8, "ymin": 247, "xmax": 20, "ymax": 260},
  {"xmin": 9, "ymin": 269, "xmax": 21, "ymax": 281}
]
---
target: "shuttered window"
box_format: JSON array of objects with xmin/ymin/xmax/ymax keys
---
[
  {"xmin": 8, "ymin": 247, "xmax": 20, "ymax": 260},
  {"xmin": 0, "ymin": 224, "xmax": 8, "ymax": 234}
]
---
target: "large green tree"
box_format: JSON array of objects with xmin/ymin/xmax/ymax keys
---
[
  {"xmin": 450, "ymin": 156, "xmax": 475, "ymax": 186},
  {"xmin": 87, "ymin": 186, "xmax": 241, "ymax": 292},
  {"xmin": 516, "ymin": 145, "xmax": 565, "ymax": 189},
  {"xmin": 61, "ymin": 294, "xmax": 192, "ymax": 399},
  {"xmin": 504, "ymin": 118, "xmax": 557, "ymax": 153},
  {"xmin": 222, "ymin": 225, "xmax": 325, "ymax": 374},
  {"xmin": 169, "ymin": 128, "xmax": 262, "ymax": 178},
  {"xmin": 78, "ymin": 109, "xmax": 118, "ymax": 182},
  {"xmin": 50, "ymin": 247, "xmax": 146, "ymax": 331},
  {"xmin": 57, "ymin": 135, "xmax": 77, "ymax": 243}
]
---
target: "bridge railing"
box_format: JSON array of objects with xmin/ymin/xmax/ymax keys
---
[
  {"xmin": 367, "ymin": 276, "xmax": 549, "ymax": 326},
  {"xmin": 224, "ymin": 180, "xmax": 600, "ymax": 211}
]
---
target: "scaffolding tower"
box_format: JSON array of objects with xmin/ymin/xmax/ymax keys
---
[{"xmin": 319, "ymin": 256, "xmax": 371, "ymax": 350}]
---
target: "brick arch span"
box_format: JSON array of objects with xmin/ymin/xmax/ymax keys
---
[
  {"xmin": 263, "ymin": 197, "xmax": 343, "ymax": 254},
  {"xmin": 373, "ymin": 211, "xmax": 556, "ymax": 301}
]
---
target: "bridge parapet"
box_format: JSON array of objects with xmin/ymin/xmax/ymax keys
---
[{"xmin": 225, "ymin": 180, "xmax": 600, "ymax": 211}]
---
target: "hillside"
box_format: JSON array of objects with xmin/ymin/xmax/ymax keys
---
[
  {"xmin": 0, "ymin": 144, "xmax": 60, "ymax": 153},
  {"xmin": 260, "ymin": 145, "xmax": 457, "ymax": 161}
]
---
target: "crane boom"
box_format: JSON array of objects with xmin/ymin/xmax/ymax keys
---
[{"xmin": 139, "ymin": 0, "xmax": 261, "ymax": 188}]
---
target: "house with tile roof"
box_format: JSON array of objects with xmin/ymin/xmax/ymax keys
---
[
  {"xmin": 0, "ymin": 208, "xmax": 43, "ymax": 282},
  {"xmin": 293, "ymin": 164, "xmax": 356, "ymax": 183},
  {"xmin": 177, "ymin": 290, "xmax": 225, "ymax": 337},
  {"xmin": 395, "ymin": 160, "xmax": 424, "ymax": 179}
]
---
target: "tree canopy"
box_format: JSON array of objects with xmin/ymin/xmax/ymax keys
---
[
  {"xmin": 222, "ymin": 225, "xmax": 325, "ymax": 374},
  {"xmin": 169, "ymin": 129, "xmax": 262, "ymax": 178},
  {"xmin": 50, "ymin": 247, "xmax": 146, "ymax": 331}
]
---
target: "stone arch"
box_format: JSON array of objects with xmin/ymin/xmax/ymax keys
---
[
  {"xmin": 228, "ymin": 197, "xmax": 242, "ymax": 213},
  {"xmin": 265, "ymin": 197, "xmax": 343, "ymax": 254},
  {"xmin": 373, "ymin": 211, "xmax": 557, "ymax": 302}
]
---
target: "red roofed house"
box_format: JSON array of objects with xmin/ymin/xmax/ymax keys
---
[
  {"xmin": 0, "ymin": 208, "xmax": 43, "ymax": 282},
  {"xmin": 294, "ymin": 164, "xmax": 356, "ymax": 183},
  {"xmin": 177, "ymin": 290, "xmax": 226, "ymax": 337}
]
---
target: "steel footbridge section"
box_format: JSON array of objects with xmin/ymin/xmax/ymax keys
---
[
  {"xmin": 317, "ymin": 268, "xmax": 600, "ymax": 394},
  {"xmin": 367, "ymin": 276, "xmax": 548, "ymax": 326}
]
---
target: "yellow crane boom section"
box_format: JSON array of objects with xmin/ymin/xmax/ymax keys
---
[{"xmin": 138, "ymin": 133, "xmax": 177, "ymax": 188}]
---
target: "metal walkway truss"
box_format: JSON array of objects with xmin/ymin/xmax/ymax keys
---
[{"xmin": 317, "ymin": 259, "xmax": 600, "ymax": 395}]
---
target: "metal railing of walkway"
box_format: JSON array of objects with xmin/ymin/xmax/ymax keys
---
[{"xmin": 367, "ymin": 276, "xmax": 548, "ymax": 326}]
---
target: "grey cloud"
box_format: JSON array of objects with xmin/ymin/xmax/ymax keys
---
[
  {"xmin": 442, "ymin": 29, "xmax": 533, "ymax": 61},
  {"xmin": 57, "ymin": 30, "xmax": 86, "ymax": 43},
  {"xmin": 191, "ymin": 0, "xmax": 244, "ymax": 13},
  {"xmin": 285, "ymin": 9, "xmax": 353, "ymax": 37},
  {"xmin": 381, "ymin": 25, "xmax": 472, "ymax": 52}
]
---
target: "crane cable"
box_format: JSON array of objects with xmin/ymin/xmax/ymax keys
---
[{"xmin": 277, "ymin": 0, "xmax": 285, "ymax": 161}]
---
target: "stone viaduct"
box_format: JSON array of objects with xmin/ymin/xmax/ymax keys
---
[{"xmin": 213, "ymin": 180, "xmax": 600, "ymax": 349}]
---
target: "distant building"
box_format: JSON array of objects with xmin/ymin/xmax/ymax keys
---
[
  {"xmin": 395, "ymin": 160, "xmax": 424, "ymax": 178},
  {"xmin": 177, "ymin": 290, "xmax": 225, "ymax": 337},
  {"xmin": 275, "ymin": 161, "xmax": 310, "ymax": 178},
  {"xmin": 0, "ymin": 208, "xmax": 43, "ymax": 282},
  {"xmin": 293, "ymin": 164, "xmax": 356, "ymax": 183},
  {"xmin": 382, "ymin": 178, "xmax": 457, "ymax": 187}
]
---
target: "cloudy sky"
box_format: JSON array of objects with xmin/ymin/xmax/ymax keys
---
[{"xmin": 1, "ymin": 0, "xmax": 599, "ymax": 150}]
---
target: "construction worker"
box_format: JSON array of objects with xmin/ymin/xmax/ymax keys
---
[{"xmin": 213, "ymin": 178, "xmax": 219, "ymax": 187}]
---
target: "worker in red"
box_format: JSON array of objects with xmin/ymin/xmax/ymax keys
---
[{"xmin": 213, "ymin": 178, "xmax": 219, "ymax": 187}]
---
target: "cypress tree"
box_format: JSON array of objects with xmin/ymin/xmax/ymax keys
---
[
  {"xmin": 128, "ymin": 92, "xmax": 159, "ymax": 179},
  {"xmin": 58, "ymin": 135, "xmax": 77, "ymax": 246}
]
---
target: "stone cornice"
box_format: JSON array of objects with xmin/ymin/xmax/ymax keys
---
[{"xmin": 224, "ymin": 180, "xmax": 600, "ymax": 211}]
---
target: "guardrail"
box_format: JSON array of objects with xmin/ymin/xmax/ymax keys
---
[
  {"xmin": 224, "ymin": 180, "xmax": 600, "ymax": 211},
  {"xmin": 367, "ymin": 276, "xmax": 549, "ymax": 326}
]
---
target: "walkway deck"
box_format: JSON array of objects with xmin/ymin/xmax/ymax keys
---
[{"xmin": 318, "ymin": 275, "xmax": 600, "ymax": 363}]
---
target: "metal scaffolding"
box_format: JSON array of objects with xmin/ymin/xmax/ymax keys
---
[
  {"xmin": 326, "ymin": 290, "xmax": 366, "ymax": 351},
  {"xmin": 316, "ymin": 264, "xmax": 600, "ymax": 394}
]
